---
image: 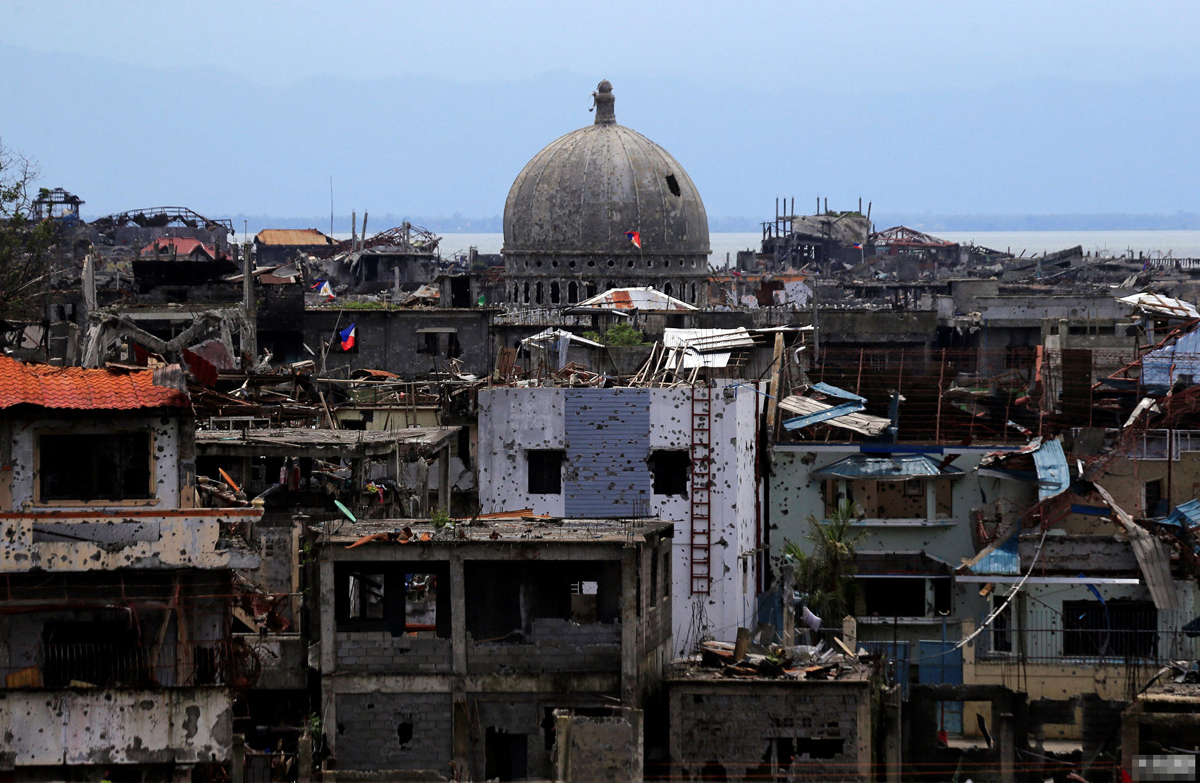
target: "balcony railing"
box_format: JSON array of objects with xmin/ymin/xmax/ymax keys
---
[{"xmin": 1, "ymin": 641, "xmax": 261, "ymax": 689}]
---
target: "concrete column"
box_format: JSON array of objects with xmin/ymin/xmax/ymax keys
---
[
  {"xmin": 998, "ymin": 692, "xmax": 1015, "ymax": 783},
  {"xmin": 231, "ymin": 735, "xmax": 245, "ymax": 783},
  {"xmin": 621, "ymin": 545, "xmax": 639, "ymax": 707},
  {"xmin": 1120, "ymin": 705, "xmax": 1142, "ymax": 780},
  {"xmin": 780, "ymin": 564, "xmax": 795, "ymax": 646},
  {"xmin": 297, "ymin": 732, "xmax": 313, "ymax": 783},
  {"xmin": 925, "ymin": 480, "xmax": 936, "ymax": 520},
  {"xmin": 439, "ymin": 442, "xmax": 451, "ymax": 514},
  {"xmin": 450, "ymin": 552, "xmax": 469, "ymax": 774},
  {"xmin": 842, "ymin": 615, "xmax": 856, "ymax": 652}
]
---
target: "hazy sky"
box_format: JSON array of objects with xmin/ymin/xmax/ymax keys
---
[
  {"xmin": 5, "ymin": 1, "xmax": 1199, "ymax": 90},
  {"xmin": 3, "ymin": 1, "xmax": 1199, "ymax": 222}
]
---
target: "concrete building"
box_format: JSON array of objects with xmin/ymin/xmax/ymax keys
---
[
  {"xmin": 666, "ymin": 660, "xmax": 880, "ymax": 783},
  {"xmin": 502, "ymin": 81, "xmax": 711, "ymax": 307},
  {"xmin": 315, "ymin": 515, "xmax": 673, "ymax": 780},
  {"xmin": 477, "ymin": 384, "xmax": 765, "ymax": 656},
  {"xmin": 0, "ymin": 358, "xmax": 263, "ymax": 782}
]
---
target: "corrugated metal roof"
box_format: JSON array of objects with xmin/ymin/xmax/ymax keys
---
[
  {"xmin": 964, "ymin": 536, "xmax": 1021, "ymax": 576},
  {"xmin": 1031, "ymin": 439, "xmax": 1070, "ymax": 499},
  {"xmin": 1117, "ymin": 292, "xmax": 1200, "ymax": 319},
  {"xmin": 139, "ymin": 237, "xmax": 216, "ymax": 259},
  {"xmin": 255, "ymin": 228, "xmax": 335, "ymax": 246},
  {"xmin": 0, "ymin": 358, "xmax": 190, "ymax": 410},
  {"xmin": 811, "ymin": 453, "xmax": 964, "ymax": 480},
  {"xmin": 778, "ymin": 395, "xmax": 890, "ymax": 437},
  {"xmin": 576, "ymin": 286, "xmax": 698, "ymax": 311}
]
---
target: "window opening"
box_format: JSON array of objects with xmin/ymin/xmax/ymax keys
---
[
  {"xmin": 527, "ymin": 450, "xmax": 564, "ymax": 494},
  {"xmin": 649, "ymin": 450, "xmax": 690, "ymax": 496},
  {"xmin": 40, "ymin": 432, "xmax": 152, "ymax": 502},
  {"xmin": 665, "ymin": 173, "xmax": 681, "ymax": 196}
]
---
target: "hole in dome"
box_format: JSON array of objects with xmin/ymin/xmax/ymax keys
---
[
  {"xmin": 628, "ymin": 260, "xmax": 635, "ymax": 268},
  {"xmin": 569, "ymin": 260, "xmax": 576, "ymax": 268},
  {"xmin": 665, "ymin": 174, "xmax": 681, "ymax": 197},
  {"xmin": 587, "ymin": 260, "xmax": 596, "ymax": 267},
  {"xmin": 551, "ymin": 260, "xmax": 558, "ymax": 268},
  {"xmin": 607, "ymin": 260, "xmax": 615, "ymax": 267}
]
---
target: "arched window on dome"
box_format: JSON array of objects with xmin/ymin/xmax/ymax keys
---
[
  {"xmin": 586, "ymin": 283, "xmax": 597, "ymax": 299},
  {"xmin": 664, "ymin": 282, "xmax": 673, "ymax": 298},
  {"xmin": 536, "ymin": 282, "xmax": 544, "ymax": 305},
  {"xmin": 550, "ymin": 281, "xmax": 560, "ymax": 304},
  {"xmin": 568, "ymin": 281, "xmax": 578, "ymax": 304},
  {"xmin": 690, "ymin": 282, "xmax": 698, "ymax": 303},
  {"xmin": 523, "ymin": 282, "xmax": 530, "ymax": 304}
]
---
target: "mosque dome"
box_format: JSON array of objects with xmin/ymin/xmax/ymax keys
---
[{"xmin": 503, "ymin": 80, "xmax": 710, "ymax": 259}]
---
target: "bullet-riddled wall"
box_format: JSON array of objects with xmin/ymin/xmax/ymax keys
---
[{"xmin": 478, "ymin": 384, "xmax": 764, "ymax": 656}]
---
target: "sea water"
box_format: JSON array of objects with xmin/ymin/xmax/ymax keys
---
[{"xmin": 433, "ymin": 230, "xmax": 1200, "ymax": 266}]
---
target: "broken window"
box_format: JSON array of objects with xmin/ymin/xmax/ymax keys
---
[
  {"xmin": 550, "ymin": 281, "xmax": 560, "ymax": 304},
  {"xmin": 862, "ymin": 578, "xmax": 926, "ymax": 617},
  {"xmin": 485, "ymin": 728, "xmax": 528, "ymax": 781},
  {"xmin": 345, "ymin": 571, "xmax": 386, "ymax": 621},
  {"xmin": 418, "ymin": 333, "xmax": 438, "ymax": 355},
  {"xmin": 570, "ymin": 580, "xmax": 598, "ymax": 623},
  {"xmin": 1143, "ymin": 478, "xmax": 1165, "ymax": 517},
  {"xmin": 568, "ymin": 281, "xmax": 578, "ymax": 304},
  {"xmin": 40, "ymin": 432, "xmax": 152, "ymax": 502},
  {"xmin": 649, "ymin": 450, "xmax": 690, "ymax": 496},
  {"xmin": 1062, "ymin": 600, "xmax": 1157, "ymax": 658},
  {"xmin": 465, "ymin": 561, "xmax": 620, "ymax": 641},
  {"xmin": 335, "ymin": 562, "xmax": 450, "ymax": 637},
  {"xmin": 990, "ymin": 594, "xmax": 1013, "ymax": 654},
  {"xmin": 527, "ymin": 450, "xmax": 564, "ymax": 494},
  {"xmin": 42, "ymin": 619, "xmax": 145, "ymax": 688},
  {"xmin": 447, "ymin": 333, "xmax": 462, "ymax": 358}
]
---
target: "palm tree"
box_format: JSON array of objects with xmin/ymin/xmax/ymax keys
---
[{"xmin": 781, "ymin": 500, "xmax": 867, "ymax": 622}]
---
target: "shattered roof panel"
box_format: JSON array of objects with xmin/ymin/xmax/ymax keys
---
[
  {"xmin": 1117, "ymin": 292, "xmax": 1200, "ymax": 320},
  {"xmin": 0, "ymin": 358, "xmax": 190, "ymax": 410},
  {"xmin": 576, "ymin": 286, "xmax": 698, "ymax": 311},
  {"xmin": 255, "ymin": 228, "xmax": 335, "ymax": 246},
  {"xmin": 778, "ymin": 395, "xmax": 891, "ymax": 437},
  {"xmin": 811, "ymin": 453, "xmax": 964, "ymax": 480}
]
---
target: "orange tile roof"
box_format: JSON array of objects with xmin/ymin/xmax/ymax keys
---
[
  {"xmin": 0, "ymin": 357, "xmax": 190, "ymax": 410},
  {"xmin": 255, "ymin": 228, "xmax": 335, "ymax": 246}
]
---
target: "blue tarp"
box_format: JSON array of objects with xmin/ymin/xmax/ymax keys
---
[{"xmin": 969, "ymin": 535, "xmax": 1021, "ymax": 576}]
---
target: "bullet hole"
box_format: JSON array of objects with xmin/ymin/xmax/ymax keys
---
[
  {"xmin": 665, "ymin": 174, "xmax": 681, "ymax": 197},
  {"xmin": 397, "ymin": 722, "xmax": 413, "ymax": 746}
]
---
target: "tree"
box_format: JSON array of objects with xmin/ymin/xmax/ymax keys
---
[
  {"xmin": 781, "ymin": 499, "xmax": 867, "ymax": 623},
  {"xmin": 0, "ymin": 141, "xmax": 55, "ymax": 320},
  {"xmin": 580, "ymin": 322, "xmax": 646, "ymax": 346}
]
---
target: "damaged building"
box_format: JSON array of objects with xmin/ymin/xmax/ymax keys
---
[
  {"xmin": 315, "ymin": 514, "xmax": 673, "ymax": 780},
  {"xmin": 0, "ymin": 358, "xmax": 264, "ymax": 782}
]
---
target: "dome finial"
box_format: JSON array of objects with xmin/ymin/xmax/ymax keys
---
[{"xmin": 592, "ymin": 80, "xmax": 615, "ymax": 125}]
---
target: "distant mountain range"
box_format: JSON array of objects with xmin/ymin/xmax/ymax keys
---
[{"xmin": 6, "ymin": 43, "xmax": 1199, "ymax": 222}]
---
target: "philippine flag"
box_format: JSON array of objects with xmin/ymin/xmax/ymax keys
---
[
  {"xmin": 625, "ymin": 230, "xmax": 641, "ymax": 249},
  {"xmin": 339, "ymin": 323, "xmax": 356, "ymax": 351},
  {"xmin": 311, "ymin": 279, "xmax": 336, "ymax": 301},
  {"xmin": 852, "ymin": 243, "xmax": 863, "ymax": 250}
]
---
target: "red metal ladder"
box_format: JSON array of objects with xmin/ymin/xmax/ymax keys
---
[{"xmin": 690, "ymin": 385, "xmax": 712, "ymax": 594}]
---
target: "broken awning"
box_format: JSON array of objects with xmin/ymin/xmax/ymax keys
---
[
  {"xmin": 811, "ymin": 454, "xmax": 964, "ymax": 480},
  {"xmin": 520, "ymin": 329, "xmax": 605, "ymax": 349},
  {"xmin": 1031, "ymin": 439, "xmax": 1070, "ymax": 500},
  {"xmin": 662, "ymin": 327, "xmax": 755, "ymax": 369},
  {"xmin": 1117, "ymin": 292, "xmax": 1200, "ymax": 320},
  {"xmin": 978, "ymin": 437, "xmax": 1070, "ymax": 500},
  {"xmin": 779, "ymin": 394, "xmax": 891, "ymax": 437}
]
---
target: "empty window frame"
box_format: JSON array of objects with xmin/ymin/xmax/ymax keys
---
[
  {"xmin": 1062, "ymin": 600, "xmax": 1157, "ymax": 658},
  {"xmin": 649, "ymin": 450, "xmax": 690, "ymax": 496},
  {"xmin": 335, "ymin": 562, "xmax": 450, "ymax": 637},
  {"xmin": 39, "ymin": 432, "xmax": 153, "ymax": 502},
  {"xmin": 526, "ymin": 450, "xmax": 564, "ymax": 494}
]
